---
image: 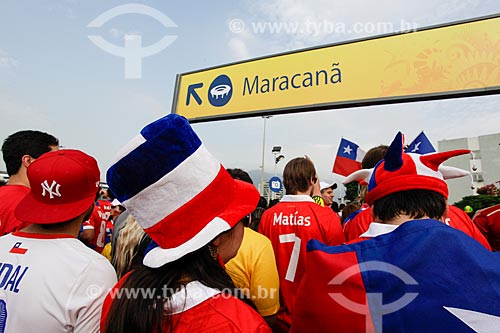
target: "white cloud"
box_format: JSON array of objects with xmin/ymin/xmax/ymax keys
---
[
  {"xmin": 227, "ymin": 37, "xmax": 251, "ymax": 60},
  {"xmin": 237, "ymin": 0, "xmax": 497, "ymax": 55},
  {"xmin": 0, "ymin": 50, "xmax": 18, "ymax": 68}
]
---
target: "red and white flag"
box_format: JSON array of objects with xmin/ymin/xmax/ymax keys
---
[
  {"xmin": 9, "ymin": 242, "xmax": 28, "ymax": 254},
  {"xmin": 332, "ymin": 138, "xmax": 365, "ymax": 177}
]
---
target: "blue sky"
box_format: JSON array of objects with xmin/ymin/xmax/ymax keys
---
[{"xmin": 1, "ymin": 0, "xmax": 500, "ymax": 195}]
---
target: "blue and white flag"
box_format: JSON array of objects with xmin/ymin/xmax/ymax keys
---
[
  {"xmin": 405, "ymin": 131, "xmax": 435, "ymax": 154},
  {"xmin": 292, "ymin": 219, "xmax": 500, "ymax": 333}
]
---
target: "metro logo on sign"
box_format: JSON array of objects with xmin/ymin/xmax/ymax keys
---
[{"xmin": 208, "ymin": 75, "xmax": 232, "ymax": 107}]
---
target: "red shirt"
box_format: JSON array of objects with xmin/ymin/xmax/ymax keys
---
[
  {"xmin": 343, "ymin": 208, "xmax": 372, "ymax": 242},
  {"xmin": 258, "ymin": 195, "xmax": 345, "ymax": 329},
  {"xmin": 0, "ymin": 185, "xmax": 30, "ymax": 235},
  {"xmin": 473, "ymin": 204, "xmax": 500, "ymax": 251},
  {"xmin": 101, "ymin": 274, "xmax": 270, "ymax": 333},
  {"xmin": 82, "ymin": 200, "xmax": 111, "ymax": 253},
  {"xmin": 343, "ymin": 205, "xmax": 491, "ymax": 250}
]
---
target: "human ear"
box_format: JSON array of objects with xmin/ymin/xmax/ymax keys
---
[
  {"xmin": 212, "ymin": 236, "xmax": 221, "ymax": 247},
  {"xmin": 21, "ymin": 155, "xmax": 34, "ymax": 168}
]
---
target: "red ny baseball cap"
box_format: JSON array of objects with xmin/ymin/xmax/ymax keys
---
[{"xmin": 15, "ymin": 149, "xmax": 100, "ymax": 224}]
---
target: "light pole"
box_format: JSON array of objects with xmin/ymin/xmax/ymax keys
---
[
  {"xmin": 272, "ymin": 146, "xmax": 284, "ymax": 177},
  {"xmin": 260, "ymin": 115, "xmax": 272, "ymax": 195},
  {"xmin": 272, "ymin": 146, "xmax": 284, "ymax": 200},
  {"xmin": 471, "ymin": 152, "xmax": 478, "ymax": 193}
]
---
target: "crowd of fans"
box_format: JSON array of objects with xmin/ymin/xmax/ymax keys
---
[{"xmin": 0, "ymin": 121, "xmax": 499, "ymax": 332}]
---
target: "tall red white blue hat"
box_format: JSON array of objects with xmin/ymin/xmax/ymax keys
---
[
  {"xmin": 107, "ymin": 114, "xmax": 259, "ymax": 268},
  {"xmin": 343, "ymin": 132, "xmax": 470, "ymax": 205}
]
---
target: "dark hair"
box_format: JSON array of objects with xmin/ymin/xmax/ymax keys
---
[
  {"xmin": 283, "ymin": 157, "xmax": 316, "ymax": 194},
  {"xmin": 2, "ymin": 130, "xmax": 59, "ymax": 175},
  {"xmin": 249, "ymin": 207, "xmax": 265, "ymax": 231},
  {"xmin": 226, "ymin": 168, "xmax": 258, "ymax": 227},
  {"xmin": 362, "ymin": 145, "xmax": 388, "ymax": 169},
  {"xmin": 331, "ymin": 201, "xmax": 340, "ymax": 213},
  {"xmin": 268, "ymin": 198, "xmax": 280, "ymax": 208},
  {"xmin": 373, "ymin": 189, "xmax": 447, "ymax": 222},
  {"xmin": 257, "ymin": 196, "xmax": 268, "ymax": 209},
  {"xmin": 226, "ymin": 168, "xmax": 254, "ymax": 185},
  {"xmin": 104, "ymin": 245, "xmax": 254, "ymax": 333},
  {"xmin": 340, "ymin": 203, "xmax": 361, "ymax": 224}
]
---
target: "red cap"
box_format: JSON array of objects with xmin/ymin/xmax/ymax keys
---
[{"xmin": 15, "ymin": 149, "xmax": 100, "ymax": 224}]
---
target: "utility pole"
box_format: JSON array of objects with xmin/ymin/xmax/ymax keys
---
[{"xmin": 260, "ymin": 115, "xmax": 272, "ymax": 195}]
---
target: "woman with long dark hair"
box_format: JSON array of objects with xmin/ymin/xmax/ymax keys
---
[{"xmin": 101, "ymin": 114, "xmax": 270, "ymax": 332}]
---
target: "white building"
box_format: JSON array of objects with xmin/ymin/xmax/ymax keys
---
[{"xmin": 438, "ymin": 133, "xmax": 500, "ymax": 204}]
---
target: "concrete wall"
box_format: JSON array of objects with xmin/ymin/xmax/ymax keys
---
[{"xmin": 438, "ymin": 133, "xmax": 500, "ymax": 204}]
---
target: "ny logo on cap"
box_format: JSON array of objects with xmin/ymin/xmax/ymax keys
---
[{"xmin": 41, "ymin": 180, "xmax": 61, "ymax": 199}]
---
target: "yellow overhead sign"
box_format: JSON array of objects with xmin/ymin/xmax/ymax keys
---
[{"xmin": 172, "ymin": 15, "xmax": 500, "ymax": 122}]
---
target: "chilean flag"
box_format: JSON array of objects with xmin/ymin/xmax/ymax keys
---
[
  {"xmin": 333, "ymin": 138, "xmax": 365, "ymax": 176},
  {"xmin": 9, "ymin": 242, "xmax": 28, "ymax": 254},
  {"xmin": 405, "ymin": 131, "xmax": 436, "ymax": 155},
  {"xmin": 291, "ymin": 219, "xmax": 500, "ymax": 333}
]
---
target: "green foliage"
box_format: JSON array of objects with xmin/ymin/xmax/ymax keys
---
[
  {"xmin": 344, "ymin": 182, "xmax": 359, "ymax": 202},
  {"xmin": 453, "ymin": 195, "xmax": 500, "ymax": 213}
]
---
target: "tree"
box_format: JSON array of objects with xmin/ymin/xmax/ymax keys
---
[
  {"xmin": 453, "ymin": 195, "xmax": 500, "ymax": 213},
  {"xmin": 344, "ymin": 182, "xmax": 359, "ymax": 202}
]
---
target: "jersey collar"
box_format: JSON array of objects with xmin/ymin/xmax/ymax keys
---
[
  {"xmin": 359, "ymin": 222, "xmax": 399, "ymax": 238},
  {"xmin": 169, "ymin": 281, "xmax": 220, "ymax": 314}
]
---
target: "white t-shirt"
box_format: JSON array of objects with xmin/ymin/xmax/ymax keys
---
[{"xmin": 0, "ymin": 231, "xmax": 117, "ymax": 333}]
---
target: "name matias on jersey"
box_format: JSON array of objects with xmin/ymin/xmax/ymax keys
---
[{"xmin": 273, "ymin": 212, "xmax": 311, "ymax": 227}]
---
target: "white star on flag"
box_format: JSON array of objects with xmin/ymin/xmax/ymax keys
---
[
  {"xmin": 411, "ymin": 142, "xmax": 421, "ymax": 153},
  {"xmin": 444, "ymin": 306, "xmax": 500, "ymax": 333},
  {"xmin": 343, "ymin": 145, "xmax": 353, "ymax": 155}
]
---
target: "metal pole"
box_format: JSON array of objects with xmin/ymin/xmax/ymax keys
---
[
  {"xmin": 272, "ymin": 157, "xmax": 277, "ymax": 200},
  {"xmin": 260, "ymin": 116, "xmax": 271, "ymax": 195}
]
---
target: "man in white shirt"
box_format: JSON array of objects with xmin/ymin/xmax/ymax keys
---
[{"xmin": 0, "ymin": 149, "xmax": 117, "ymax": 333}]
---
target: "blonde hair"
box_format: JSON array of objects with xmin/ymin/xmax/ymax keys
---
[{"xmin": 112, "ymin": 214, "xmax": 147, "ymax": 279}]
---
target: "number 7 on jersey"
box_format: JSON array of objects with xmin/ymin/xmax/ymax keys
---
[{"xmin": 279, "ymin": 233, "xmax": 302, "ymax": 282}]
